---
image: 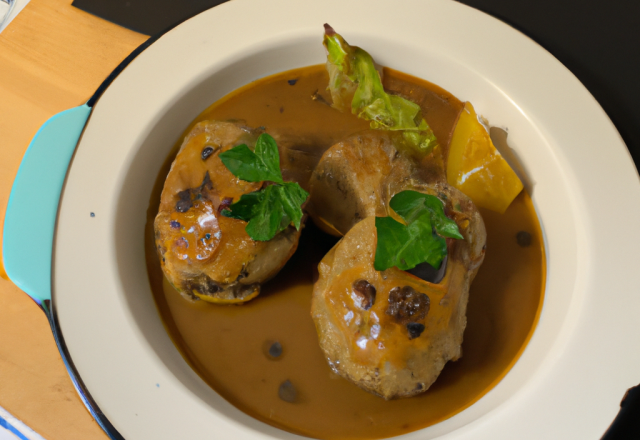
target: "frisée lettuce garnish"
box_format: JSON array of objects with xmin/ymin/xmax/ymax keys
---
[{"xmin": 323, "ymin": 24, "xmax": 438, "ymax": 154}]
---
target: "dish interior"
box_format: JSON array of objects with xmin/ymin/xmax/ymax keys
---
[
  {"xmin": 54, "ymin": 21, "xmax": 589, "ymax": 439},
  {"xmin": 144, "ymin": 65, "xmax": 545, "ymax": 439}
]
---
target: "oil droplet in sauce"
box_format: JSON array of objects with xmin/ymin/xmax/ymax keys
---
[{"xmin": 145, "ymin": 65, "xmax": 545, "ymax": 440}]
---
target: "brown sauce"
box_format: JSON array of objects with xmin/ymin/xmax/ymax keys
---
[{"xmin": 145, "ymin": 65, "xmax": 545, "ymax": 439}]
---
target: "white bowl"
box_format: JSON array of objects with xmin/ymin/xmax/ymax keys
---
[{"xmin": 53, "ymin": 0, "xmax": 640, "ymax": 438}]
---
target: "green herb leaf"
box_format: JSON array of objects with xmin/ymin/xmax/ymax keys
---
[
  {"xmin": 278, "ymin": 182, "xmax": 308, "ymax": 230},
  {"xmin": 222, "ymin": 184, "xmax": 309, "ymax": 241},
  {"xmin": 219, "ymin": 134, "xmax": 309, "ymax": 241},
  {"xmin": 244, "ymin": 185, "xmax": 284, "ymax": 241},
  {"xmin": 219, "ymin": 133, "xmax": 284, "ymax": 184},
  {"xmin": 323, "ymin": 27, "xmax": 438, "ymax": 153},
  {"xmin": 221, "ymin": 191, "xmax": 262, "ymax": 222},
  {"xmin": 374, "ymin": 191, "xmax": 463, "ymax": 271},
  {"xmin": 389, "ymin": 191, "xmax": 463, "ymax": 240}
]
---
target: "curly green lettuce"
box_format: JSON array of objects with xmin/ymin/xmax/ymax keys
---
[{"xmin": 323, "ymin": 24, "xmax": 438, "ymax": 153}]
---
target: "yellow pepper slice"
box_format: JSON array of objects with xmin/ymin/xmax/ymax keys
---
[{"xmin": 447, "ymin": 102, "xmax": 523, "ymax": 214}]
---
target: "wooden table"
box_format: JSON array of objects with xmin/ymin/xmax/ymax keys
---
[{"xmin": 0, "ymin": 1, "xmax": 147, "ymax": 438}]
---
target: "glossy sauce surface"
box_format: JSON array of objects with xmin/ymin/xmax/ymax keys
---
[{"xmin": 145, "ymin": 65, "xmax": 545, "ymax": 439}]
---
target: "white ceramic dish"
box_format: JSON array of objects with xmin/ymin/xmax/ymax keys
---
[{"xmin": 52, "ymin": 0, "xmax": 640, "ymax": 438}]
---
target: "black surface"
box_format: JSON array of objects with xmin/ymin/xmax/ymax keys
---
[
  {"xmin": 457, "ymin": 0, "xmax": 640, "ymax": 175},
  {"xmin": 72, "ymin": 0, "xmax": 640, "ymax": 168},
  {"xmin": 70, "ymin": 1, "xmax": 640, "ymax": 438},
  {"xmin": 86, "ymin": 24, "xmax": 176, "ymax": 108},
  {"xmin": 71, "ymin": 0, "xmax": 225, "ymax": 36},
  {"xmin": 602, "ymin": 385, "xmax": 640, "ymax": 439}
]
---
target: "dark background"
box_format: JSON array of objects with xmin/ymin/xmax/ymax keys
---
[
  {"xmin": 460, "ymin": 0, "xmax": 640, "ymax": 169},
  {"xmin": 70, "ymin": 0, "xmax": 640, "ymax": 437},
  {"xmin": 72, "ymin": 0, "xmax": 640, "ymax": 168}
]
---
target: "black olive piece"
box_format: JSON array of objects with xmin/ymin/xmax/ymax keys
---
[
  {"xmin": 278, "ymin": 380, "xmax": 297, "ymax": 403},
  {"xmin": 170, "ymin": 220, "xmax": 180, "ymax": 229},
  {"xmin": 201, "ymin": 146, "xmax": 215, "ymax": 160},
  {"xmin": 175, "ymin": 199, "xmax": 192, "ymax": 213},
  {"xmin": 406, "ymin": 255, "xmax": 447, "ymax": 284},
  {"xmin": 386, "ymin": 286, "xmax": 430, "ymax": 325},
  {"xmin": 516, "ymin": 231, "xmax": 532, "ymax": 247},
  {"xmin": 352, "ymin": 279, "xmax": 376, "ymax": 310},
  {"xmin": 268, "ymin": 341, "xmax": 283, "ymax": 359},
  {"xmin": 188, "ymin": 277, "xmax": 220, "ymax": 296},
  {"xmin": 175, "ymin": 174, "xmax": 212, "ymax": 213},
  {"xmin": 177, "ymin": 189, "xmax": 191, "ymax": 200},
  {"xmin": 406, "ymin": 322, "xmax": 426, "ymax": 340},
  {"xmin": 287, "ymin": 79, "xmax": 298, "ymax": 85},
  {"xmin": 200, "ymin": 171, "xmax": 213, "ymax": 191},
  {"xmin": 204, "ymin": 278, "xmax": 221, "ymax": 294},
  {"xmin": 182, "ymin": 280, "xmax": 195, "ymax": 295},
  {"xmin": 175, "ymin": 188, "xmax": 192, "ymax": 212}
]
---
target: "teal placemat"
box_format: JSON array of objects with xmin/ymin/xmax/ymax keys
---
[{"xmin": 0, "ymin": 405, "xmax": 46, "ymax": 440}]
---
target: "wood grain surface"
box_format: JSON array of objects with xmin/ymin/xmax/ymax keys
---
[{"xmin": 0, "ymin": 1, "xmax": 147, "ymax": 438}]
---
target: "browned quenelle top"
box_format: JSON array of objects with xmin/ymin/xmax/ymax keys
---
[{"xmin": 146, "ymin": 65, "xmax": 545, "ymax": 439}]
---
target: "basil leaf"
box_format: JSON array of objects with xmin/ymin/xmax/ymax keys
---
[
  {"xmin": 278, "ymin": 182, "xmax": 308, "ymax": 230},
  {"xmin": 406, "ymin": 213, "xmax": 448, "ymax": 268},
  {"xmin": 390, "ymin": 190, "xmax": 463, "ymax": 239},
  {"xmin": 245, "ymin": 185, "xmax": 284, "ymax": 241},
  {"xmin": 374, "ymin": 191, "xmax": 463, "ymax": 271},
  {"xmin": 219, "ymin": 133, "xmax": 284, "ymax": 184},
  {"xmin": 374, "ymin": 217, "xmax": 412, "ymax": 271},
  {"xmin": 254, "ymin": 133, "xmax": 283, "ymax": 182},
  {"xmin": 374, "ymin": 214, "xmax": 447, "ymax": 271},
  {"xmin": 388, "ymin": 190, "xmax": 430, "ymax": 223},
  {"xmin": 239, "ymin": 184, "xmax": 309, "ymax": 241},
  {"xmin": 219, "ymin": 133, "xmax": 308, "ymax": 241},
  {"xmin": 221, "ymin": 191, "xmax": 262, "ymax": 221}
]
